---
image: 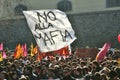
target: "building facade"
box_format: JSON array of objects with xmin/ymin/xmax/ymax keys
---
[{"xmin": 1, "ymin": 0, "xmax": 120, "ymax": 20}]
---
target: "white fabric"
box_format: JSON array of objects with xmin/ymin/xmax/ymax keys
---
[{"xmin": 23, "ymin": 9, "xmax": 76, "ymax": 52}]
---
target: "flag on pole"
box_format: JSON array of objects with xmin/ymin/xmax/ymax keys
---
[
  {"xmin": 33, "ymin": 46, "xmax": 38, "ymax": 54},
  {"xmin": 0, "ymin": 43, "xmax": 3, "ymax": 51},
  {"xmin": 23, "ymin": 43, "xmax": 28, "ymax": 57},
  {"xmin": 14, "ymin": 44, "xmax": 22, "ymax": 59},
  {"xmin": 96, "ymin": 43, "xmax": 111, "ymax": 61},
  {"xmin": 2, "ymin": 51, "xmax": 7, "ymax": 59},
  {"xmin": 0, "ymin": 52, "xmax": 3, "ymax": 61},
  {"xmin": 0, "ymin": 43, "xmax": 7, "ymax": 59},
  {"xmin": 30, "ymin": 43, "xmax": 34, "ymax": 57}
]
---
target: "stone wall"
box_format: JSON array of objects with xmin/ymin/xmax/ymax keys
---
[
  {"xmin": 0, "ymin": 9, "xmax": 120, "ymax": 49},
  {"xmin": 68, "ymin": 10, "xmax": 120, "ymax": 49},
  {"xmin": 0, "ymin": 19, "xmax": 36, "ymax": 49}
]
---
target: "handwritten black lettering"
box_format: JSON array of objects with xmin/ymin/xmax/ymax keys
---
[
  {"xmin": 34, "ymin": 29, "xmax": 72, "ymax": 46},
  {"xmin": 64, "ymin": 30, "xmax": 72, "ymax": 40},
  {"xmin": 34, "ymin": 34, "xmax": 41, "ymax": 39},
  {"xmin": 47, "ymin": 11, "xmax": 57, "ymax": 21},
  {"xmin": 59, "ymin": 30, "xmax": 65, "ymax": 42},
  {"xmin": 35, "ymin": 22, "xmax": 54, "ymax": 31},
  {"xmin": 44, "ymin": 33, "xmax": 54, "ymax": 46},
  {"xmin": 37, "ymin": 11, "xmax": 56, "ymax": 23},
  {"xmin": 37, "ymin": 11, "xmax": 47, "ymax": 22},
  {"xmin": 35, "ymin": 11, "xmax": 57, "ymax": 30},
  {"xmin": 50, "ymin": 30, "xmax": 61, "ymax": 44}
]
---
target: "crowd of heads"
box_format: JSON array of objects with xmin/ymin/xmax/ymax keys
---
[{"xmin": 0, "ymin": 48, "xmax": 120, "ymax": 80}]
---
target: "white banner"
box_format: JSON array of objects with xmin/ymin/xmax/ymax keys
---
[{"xmin": 23, "ymin": 9, "xmax": 76, "ymax": 52}]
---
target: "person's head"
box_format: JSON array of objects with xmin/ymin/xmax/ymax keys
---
[
  {"xmin": 55, "ymin": 56, "xmax": 59, "ymax": 61},
  {"xmin": 80, "ymin": 61, "xmax": 86, "ymax": 67},
  {"xmin": 109, "ymin": 70, "xmax": 119, "ymax": 80},
  {"xmin": 92, "ymin": 72, "xmax": 101, "ymax": 80},
  {"xmin": 35, "ymin": 65, "xmax": 41, "ymax": 74},
  {"xmin": 115, "ymin": 67, "xmax": 120, "ymax": 76},
  {"xmin": 100, "ymin": 67, "xmax": 110, "ymax": 75},
  {"xmin": 10, "ymin": 64, "xmax": 16, "ymax": 71},
  {"xmin": 23, "ymin": 66, "xmax": 33, "ymax": 75},
  {"xmin": 0, "ymin": 66, "xmax": 3, "ymax": 72},
  {"xmin": 101, "ymin": 73, "xmax": 109, "ymax": 80},
  {"xmin": 72, "ymin": 68, "xmax": 80, "ymax": 76},
  {"xmin": 83, "ymin": 66, "xmax": 89, "ymax": 74},
  {"xmin": 63, "ymin": 67, "xmax": 71, "ymax": 77},
  {"xmin": 0, "ymin": 73, "xmax": 5, "ymax": 80},
  {"xmin": 92, "ymin": 60, "xmax": 99, "ymax": 68},
  {"xmin": 47, "ymin": 68, "xmax": 56, "ymax": 79},
  {"xmin": 19, "ymin": 75, "xmax": 27, "ymax": 80},
  {"xmin": 0, "ymin": 71, "xmax": 8, "ymax": 80},
  {"xmin": 9, "ymin": 71, "xmax": 19, "ymax": 80},
  {"xmin": 113, "ymin": 61, "xmax": 118, "ymax": 66},
  {"xmin": 76, "ymin": 67, "xmax": 82, "ymax": 75}
]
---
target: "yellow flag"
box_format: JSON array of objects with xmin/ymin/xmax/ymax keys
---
[
  {"xmin": 30, "ymin": 43, "xmax": 34, "ymax": 56},
  {"xmin": 0, "ymin": 52, "xmax": 3, "ymax": 61}
]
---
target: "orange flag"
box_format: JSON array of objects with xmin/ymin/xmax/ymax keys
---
[
  {"xmin": 37, "ymin": 53, "xmax": 43, "ymax": 61},
  {"xmin": 62, "ymin": 46, "xmax": 69, "ymax": 58},
  {"xmin": 33, "ymin": 46, "xmax": 38, "ymax": 54},
  {"xmin": 14, "ymin": 44, "xmax": 22, "ymax": 59},
  {"xmin": 31, "ymin": 44, "xmax": 39, "ymax": 57}
]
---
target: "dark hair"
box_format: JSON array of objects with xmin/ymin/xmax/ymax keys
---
[
  {"xmin": 26, "ymin": 66, "xmax": 33, "ymax": 73},
  {"xmin": 92, "ymin": 72, "xmax": 101, "ymax": 80},
  {"xmin": 92, "ymin": 60, "xmax": 99, "ymax": 67},
  {"xmin": 109, "ymin": 70, "xmax": 118, "ymax": 79},
  {"xmin": 101, "ymin": 73, "xmax": 108, "ymax": 80}
]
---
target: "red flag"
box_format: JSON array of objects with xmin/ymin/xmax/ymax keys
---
[
  {"xmin": 36, "ymin": 46, "xmax": 70, "ymax": 61},
  {"xmin": 55, "ymin": 46, "xmax": 69, "ymax": 56},
  {"xmin": 118, "ymin": 34, "xmax": 120, "ymax": 42},
  {"xmin": 0, "ymin": 43, "xmax": 3, "ymax": 51},
  {"xmin": 96, "ymin": 43, "xmax": 111, "ymax": 61}
]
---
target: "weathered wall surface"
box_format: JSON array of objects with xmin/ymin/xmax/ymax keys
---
[
  {"xmin": 0, "ymin": 0, "xmax": 105, "ymax": 19},
  {"xmin": 0, "ymin": 19, "xmax": 36, "ymax": 49},
  {"xmin": 69, "ymin": 10, "xmax": 120, "ymax": 48},
  {"xmin": 0, "ymin": 9, "xmax": 120, "ymax": 49}
]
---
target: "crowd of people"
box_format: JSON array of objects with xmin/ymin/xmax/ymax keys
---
[{"xmin": 0, "ymin": 47, "xmax": 120, "ymax": 80}]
